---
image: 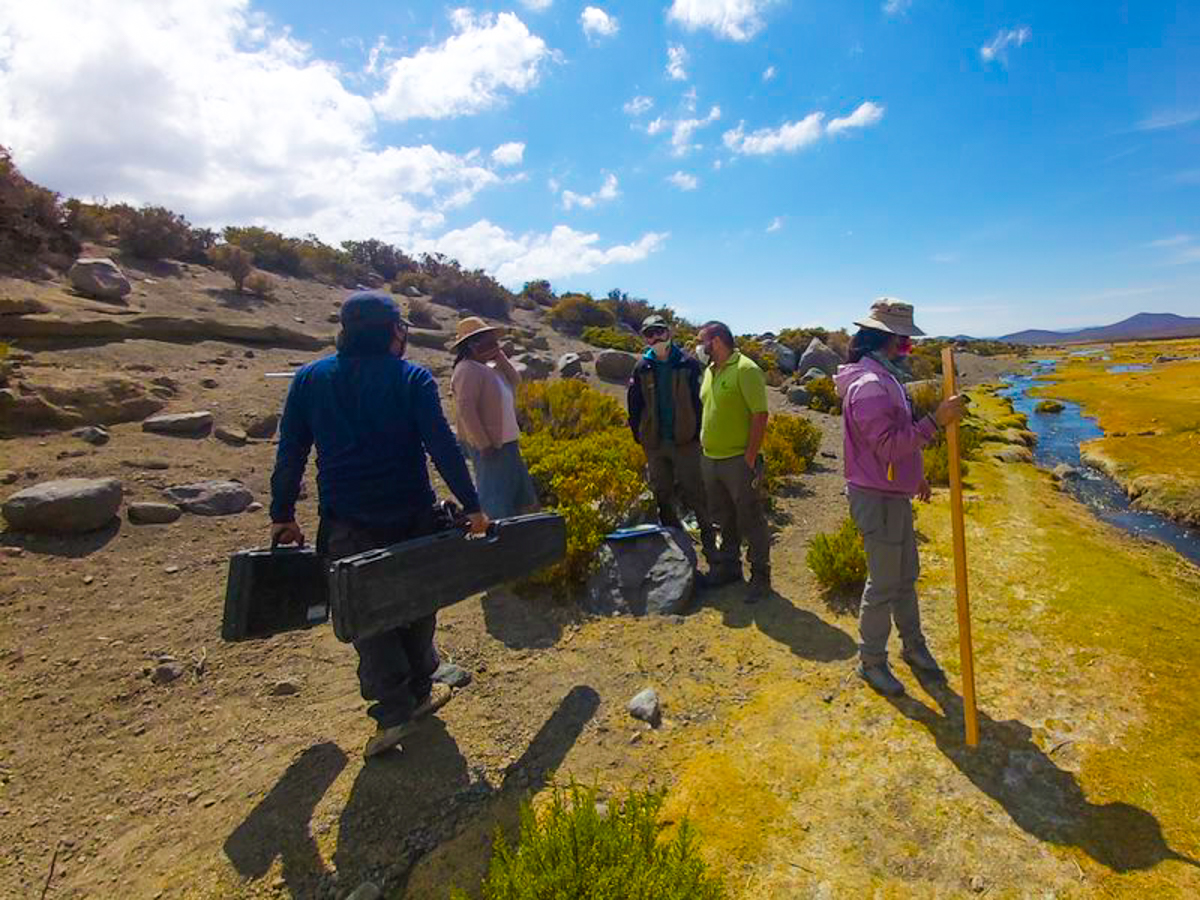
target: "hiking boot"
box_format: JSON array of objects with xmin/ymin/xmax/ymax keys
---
[
  {"xmin": 902, "ymin": 644, "xmax": 947, "ymax": 682},
  {"xmin": 364, "ymin": 723, "xmax": 407, "ymax": 759},
  {"xmin": 858, "ymin": 662, "xmax": 905, "ymax": 697},
  {"xmin": 746, "ymin": 570, "xmax": 772, "ymax": 603},
  {"xmin": 412, "ymin": 681, "xmax": 453, "ymax": 720}
]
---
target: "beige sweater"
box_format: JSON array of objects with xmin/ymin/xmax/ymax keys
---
[{"xmin": 451, "ymin": 356, "xmax": 521, "ymax": 451}]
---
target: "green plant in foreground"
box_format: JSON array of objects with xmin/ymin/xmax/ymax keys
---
[
  {"xmin": 762, "ymin": 414, "xmax": 822, "ymax": 493},
  {"xmin": 806, "ymin": 518, "xmax": 868, "ymax": 594},
  {"xmin": 806, "ymin": 375, "xmax": 842, "ymax": 415},
  {"xmin": 453, "ymin": 783, "xmax": 726, "ymax": 900}
]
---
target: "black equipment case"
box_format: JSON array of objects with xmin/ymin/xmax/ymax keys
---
[{"xmin": 221, "ymin": 513, "xmax": 566, "ymax": 643}]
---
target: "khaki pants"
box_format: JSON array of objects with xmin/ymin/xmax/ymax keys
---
[
  {"xmin": 702, "ymin": 454, "xmax": 770, "ymax": 577},
  {"xmin": 847, "ymin": 486, "xmax": 925, "ymax": 665},
  {"xmin": 646, "ymin": 441, "xmax": 718, "ymax": 565}
]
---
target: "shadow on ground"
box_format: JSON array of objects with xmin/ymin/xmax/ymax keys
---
[
  {"xmin": 889, "ymin": 679, "xmax": 1200, "ymax": 874},
  {"xmin": 481, "ymin": 586, "xmax": 571, "ymax": 650},
  {"xmin": 0, "ymin": 518, "xmax": 122, "ymax": 558},
  {"xmin": 713, "ymin": 586, "xmax": 857, "ymax": 663}
]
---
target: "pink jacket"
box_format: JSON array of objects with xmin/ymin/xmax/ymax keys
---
[
  {"xmin": 833, "ymin": 356, "xmax": 938, "ymax": 497},
  {"xmin": 451, "ymin": 358, "xmax": 521, "ymax": 451}
]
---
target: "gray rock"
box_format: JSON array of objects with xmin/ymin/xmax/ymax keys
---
[
  {"xmin": 200, "ymin": 377, "xmax": 219, "ymax": 389},
  {"xmin": 150, "ymin": 661, "xmax": 185, "ymax": 685},
  {"xmin": 72, "ymin": 425, "xmax": 110, "ymax": 446},
  {"xmin": 800, "ymin": 366, "xmax": 829, "ymax": 384},
  {"xmin": 433, "ymin": 663, "xmax": 472, "ymax": 688},
  {"xmin": 576, "ymin": 350, "xmax": 595, "ymax": 362},
  {"xmin": 584, "ymin": 526, "xmax": 696, "ymax": 617},
  {"xmin": 595, "ymin": 349, "xmax": 638, "ymax": 382},
  {"xmin": 989, "ymin": 444, "xmax": 1034, "ymax": 464},
  {"xmin": 0, "ymin": 471, "xmax": 18, "ymax": 485},
  {"xmin": 164, "ymin": 481, "xmax": 253, "ymax": 516},
  {"xmin": 69, "ymin": 258, "xmax": 131, "ymax": 301},
  {"xmin": 244, "ymin": 413, "xmax": 279, "ymax": 440},
  {"xmin": 526, "ymin": 334, "xmax": 551, "ymax": 351},
  {"xmin": 798, "ymin": 338, "xmax": 842, "ymax": 376},
  {"xmin": 557, "ymin": 352, "xmax": 584, "ymax": 378},
  {"xmin": 627, "ymin": 688, "xmax": 661, "ymax": 726},
  {"xmin": 128, "ymin": 502, "xmax": 182, "ymax": 525},
  {"xmin": 786, "ymin": 386, "xmax": 810, "ymax": 406},
  {"xmin": 121, "ymin": 458, "xmax": 171, "ymax": 470},
  {"xmin": 346, "ymin": 884, "xmax": 382, "ymax": 900},
  {"xmin": 3, "ymin": 478, "xmax": 122, "ymax": 534},
  {"xmin": 764, "ymin": 340, "xmax": 798, "ymax": 374},
  {"xmin": 1051, "ymin": 464, "xmax": 1080, "ymax": 481},
  {"xmin": 269, "ymin": 678, "xmax": 301, "ymax": 696},
  {"xmin": 142, "ymin": 411, "xmax": 214, "ymax": 436},
  {"xmin": 214, "ymin": 425, "xmax": 248, "ymax": 446},
  {"xmin": 510, "ymin": 352, "xmax": 553, "ymax": 380}
]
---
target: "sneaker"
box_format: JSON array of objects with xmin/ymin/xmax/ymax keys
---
[
  {"xmin": 412, "ymin": 681, "xmax": 453, "ymax": 720},
  {"xmin": 746, "ymin": 572, "xmax": 772, "ymax": 604},
  {"xmin": 363, "ymin": 723, "xmax": 407, "ymax": 759},
  {"xmin": 902, "ymin": 644, "xmax": 947, "ymax": 682},
  {"xmin": 858, "ymin": 662, "xmax": 905, "ymax": 697}
]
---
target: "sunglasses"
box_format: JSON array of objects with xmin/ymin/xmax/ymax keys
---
[{"xmin": 642, "ymin": 326, "xmax": 669, "ymax": 339}]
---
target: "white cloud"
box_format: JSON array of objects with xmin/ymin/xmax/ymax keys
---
[
  {"xmin": 648, "ymin": 105, "xmax": 722, "ymax": 156},
  {"xmin": 827, "ymin": 101, "xmax": 886, "ymax": 135},
  {"xmin": 423, "ymin": 220, "xmax": 666, "ymax": 284},
  {"xmin": 762, "ymin": 65, "xmax": 776, "ymax": 82},
  {"xmin": 491, "ymin": 142, "xmax": 525, "ymax": 166},
  {"xmin": 724, "ymin": 113, "xmax": 825, "ymax": 155},
  {"xmin": 581, "ymin": 7, "xmax": 619, "ymax": 40},
  {"xmin": 980, "ymin": 26, "xmax": 1031, "ymax": 64},
  {"xmin": 725, "ymin": 101, "xmax": 885, "ymax": 155},
  {"xmin": 668, "ymin": 171, "xmax": 699, "ymax": 190},
  {"xmin": 667, "ymin": 0, "xmax": 780, "ymax": 42},
  {"xmin": 561, "ymin": 173, "xmax": 620, "ymax": 210},
  {"xmin": 883, "ymin": 0, "xmax": 912, "ymax": 16},
  {"xmin": 520, "ymin": 0, "xmax": 554, "ymax": 10},
  {"xmin": 1136, "ymin": 110, "xmax": 1200, "ymax": 132},
  {"xmin": 667, "ymin": 44, "xmax": 689, "ymax": 81},
  {"xmin": 624, "ymin": 95, "xmax": 654, "ymax": 115},
  {"xmin": 1146, "ymin": 235, "xmax": 1192, "ymax": 248},
  {"xmin": 766, "ymin": 216, "xmax": 783, "ymax": 233},
  {"xmin": 372, "ymin": 10, "xmax": 550, "ymax": 120}
]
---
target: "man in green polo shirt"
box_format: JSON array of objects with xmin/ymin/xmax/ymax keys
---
[{"xmin": 697, "ymin": 321, "xmax": 772, "ymax": 601}]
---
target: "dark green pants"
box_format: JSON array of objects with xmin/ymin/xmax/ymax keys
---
[{"xmin": 701, "ymin": 454, "xmax": 770, "ymax": 577}]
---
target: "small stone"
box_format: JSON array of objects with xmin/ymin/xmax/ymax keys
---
[
  {"xmin": 142, "ymin": 411, "xmax": 214, "ymax": 436},
  {"xmin": 164, "ymin": 565, "xmax": 179, "ymax": 574},
  {"xmin": 72, "ymin": 426, "xmax": 110, "ymax": 446},
  {"xmin": 969, "ymin": 875, "xmax": 987, "ymax": 893},
  {"xmin": 244, "ymin": 413, "xmax": 279, "ymax": 440},
  {"xmin": 433, "ymin": 663, "xmax": 472, "ymax": 688},
  {"xmin": 82, "ymin": 575, "xmax": 94, "ymax": 585},
  {"xmin": 200, "ymin": 378, "xmax": 219, "ymax": 389},
  {"xmin": 150, "ymin": 662, "xmax": 184, "ymax": 684},
  {"xmin": 121, "ymin": 458, "xmax": 171, "ymax": 470},
  {"xmin": 213, "ymin": 425, "xmax": 248, "ymax": 446},
  {"xmin": 0, "ymin": 471, "xmax": 17, "ymax": 485},
  {"xmin": 269, "ymin": 679, "xmax": 301, "ymax": 696},
  {"xmin": 128, "ymin": 502, "xmax": 183, "ymax": 525},
  {"xmin": 243, "ymin": 350, "xmax": 256, "ymax": 359},
  {"xmin": 0, "ymin": 547, "xmax": 23, "ymax": 558},
  {"xmin": 247, "ymin": 502, "xmax": 263, "ymax": 513},
  {"xmin": 627, "ymin": 688, "xmax": 661, "ymax": 726},
  {"xmin": 163, "ymin": 481, "xmax": 253, "ymax": 516}
]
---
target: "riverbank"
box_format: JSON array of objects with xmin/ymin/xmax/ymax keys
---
[{"xmin": 1030, "ymin": 339, "xmax": 1200, "ymax": 527}]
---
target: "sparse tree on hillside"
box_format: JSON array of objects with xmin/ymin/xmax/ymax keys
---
[{"xmin": 209, "ymin": 243, "xmax": 254, "ymax": 293}]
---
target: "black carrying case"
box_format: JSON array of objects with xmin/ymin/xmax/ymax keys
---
[
  {"xmin": 328, "ymin": 513, "xmax": 566, "ymax": 643},
  {"xmin": 221, "ymin": 541, "xmax": 330, "ymax": 641}
]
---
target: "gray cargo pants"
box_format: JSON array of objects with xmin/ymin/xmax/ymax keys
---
[
  {"xmin": 847, "ymin": 486, "xmax": 927, "ymax": 665},
  {"xmin": 702, "ymin": 454, "xmax": 770, "ymax": 577},
  {"xmin": 646, "ymin": 440, "xmax": 719, "ymax": 565}
]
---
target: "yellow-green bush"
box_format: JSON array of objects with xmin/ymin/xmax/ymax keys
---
[
  {"xmin": 406, "ymin": 296, "xmax": 437, "ymax": 328},
  {"xmin": 454, "ymin": 783, "xmax": 725, "ymax": 900},
  {"xmin": 243, "ymin": 270, "xmax": 276, "ymax": 299},
  {"xmin": 547, "ymin": 294, "xmax": 615, "ymax": 334},
  {"xmin": 1035, "ymin": 399, "xmax": 1065, "ymax": 414},
  {"xmin": 393, "ymin": 271, "xmax": 433, "ymax": 296},
  {"xmin": 517, "ymin": 380, "xmax": 647, "ymax": 586},
  {"xmin": 806, "ymin": 518, "xmax": 867, "ymax": 594},
  {"xmin": 806, "ymin": 376, "xmax": 842, "ymax": 414},
  {"xmin": 908, "ymin": 381, "xmax": 942, "ymax": 420},
  {"xmin": 762, "ymin": 414, "xmax": 821, "ymax": 493},
  {"xmin": 583, "ymin": 325, "xmax": 641, "ymax": 352},
  {"xmin": 922, "ymin": 423, "xmax": 982, "ymax": 486}
]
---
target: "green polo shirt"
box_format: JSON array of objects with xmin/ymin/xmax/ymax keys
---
[{"xmin": 699, "ymin": 350, "xmax": 769, "ymax": 459}]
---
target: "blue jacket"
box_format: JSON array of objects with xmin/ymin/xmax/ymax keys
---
[{"xmin": 270, "ymin": 353, "xmax": 480, "ymax": 524}]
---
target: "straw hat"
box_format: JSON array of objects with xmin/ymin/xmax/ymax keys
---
[
  {"xmin": 853, "ymin": 298, "xmax": 926, "ymax": 337},
  {"xmin": 450, "ymin": 316, "xmax": 503, "ymax": 350}
]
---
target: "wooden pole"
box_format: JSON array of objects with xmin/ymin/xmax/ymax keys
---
[{"xmin": 941, "ymin": 347, "xmax": 980, "ymax": 748}]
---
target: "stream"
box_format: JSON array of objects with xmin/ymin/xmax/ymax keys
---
[{"xmin": 999, "ymin": 361, "xmax": 1200, "ymax": 566}]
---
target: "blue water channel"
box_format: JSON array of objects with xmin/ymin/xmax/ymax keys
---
[{"xmin": 999, "ymin": 361, "xmax": 1200, "ymax": 566}]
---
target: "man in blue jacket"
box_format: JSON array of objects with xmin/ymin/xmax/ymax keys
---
[
  {"xmin": 626, "ymin": 315, "xmax": 721, "ymax": 576},
  {"xmin": 269, "ymin": 291, "xmax": 487, "ymax": 758}
]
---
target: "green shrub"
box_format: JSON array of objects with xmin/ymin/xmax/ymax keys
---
[
  {"xmin": 762, "ymin": 414, "xmax": 821, "ymax": 493},
  {"xmin": 806, "ymin": 518, "xmax": 868, "ymax": 594},
  {"xmin": 806, "ymin": 376, "xmax": 842, "ymax": 414},
  {"xmin": 430, "ymin": 267, "xmax": 511, "ymax": 319},
  {"xmin": 243, "ymin": 270, "xmax": 276, "ymax": 299},
  {"xmin": 223, "ymin": 225, "xmax": 366, "ymax": 285},
  {"xmin": 208, "ymin": 243, "xmax": 253, "ymax": 292},
  {"xmin": 517, "ymin": 379, "xmax": 626, "ymax": 440},
  {"xmin": 1035, "ymin": 399, "xmax": 1065, "ymax": 414},
  {"xmin": 599, "ymin": 289, "xmax": 659, "ymax": 332},
  {"xmin": 341, "ymin": 238, "xmax": 414, "ymax": 282},
  {"xmin": 737, "ymin": 338, "xmax": 777, "ymax": 374},
  {"xmin": 455, "ymin": 783, "xmax": 725, "ymax": 900},
  {"xmin": 0, "ymin": 145, "xmax": 80, "ymax": 270},
  {"xmin": 583, "ymin": 325, "xmax": 641, "ymax": 352},
  {"xmin": 548, "ymin": 294, "xmax": 615, "ymax": 334},
  {"xmin": 521, "ymin": 279, "xmax": 557, "ymax": 307},
  {"xmin": 393, "ymin": 271, "xmax": 433, "ymax": 296},
  {"xmin": 406, "ymin": 296, "xmax": 437, "ymax": 328},
  {"xmin": 908, "ymin": 381, "xmax": 942, "ymax": 420},
  {"xmin": 922, "ymin": 423, "xmax": 982, "ymax": 486},
  {"xmin": 63, "ymin": 199, "xmax": 111, "ymax": 240},
  {"xmin": 113, "ymin": 205, "xmax": 195, "ymax": 260}
]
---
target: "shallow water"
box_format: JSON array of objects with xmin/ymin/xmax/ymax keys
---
[
  {"xmin": 999, "ymin": 363, "xmax": 1200, "ymax": 566},
  {"xmin": 1107, "ymin": 364, "xmax": 1150, "ymax": 373}
]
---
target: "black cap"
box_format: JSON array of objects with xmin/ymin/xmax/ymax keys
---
[{"xmin": 339, "ymin": 291, "xmax": 411, "ymax": 328}]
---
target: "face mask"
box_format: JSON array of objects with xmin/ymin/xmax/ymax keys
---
[
  {"xmin": 896, "ymin": 336, "xmax": 912, "ymax": 357},
  {"xmin": 391, "ymin": 327, "xmax": 409, "ymax": 359},
  {"xmin": 694, "ymin": 343, "xmax": 709, "ymax": 364}
]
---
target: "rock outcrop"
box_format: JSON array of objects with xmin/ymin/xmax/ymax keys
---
[
  {"xmin": 0, "ymin": 369, "xmax": 165, "ymax": 434},
  {"xmin": 68, "ymin": 258, "xmax": 131, "ymax": 301},
  {"xmin": 595, "ymin": 349, "xmax": 638, "ymax": 382},
  {"xmin": 584, "ymin": 527, "xmax": 696, "ymax": 617},
  {"xmin": 798, "ymin": 338, "xmax": 842, "ymax": 377}
]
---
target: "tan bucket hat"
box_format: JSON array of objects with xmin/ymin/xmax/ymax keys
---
[
  {"xmin": 450, "ymin": 316, "xmax": 503, "ymax": 350},
  {"xmin": 854, "ymin": 297, "xmax": 925, "ymax": 337}
]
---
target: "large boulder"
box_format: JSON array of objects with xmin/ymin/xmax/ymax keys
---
[
  {"xmin": 3, "ymin": 478, "xmax": 122, "ymax": 534},
  {"xmin": 510, "ymin": 353, "xmax": 553, "ymax": 380},
  {"xmin": 764, "ymin": 340, "xmax": 798, "ymax": 374},
  {"xmin": 164, "ymin": 481, "xmax": 253, "ymax": 516},
  {"xmin": 557, "ymin": 352, "xmax": 584, "ymax": 378},
  {"xmin": 584, "ymin": 527, "xmax": 697, "ymax": 617},
  {"xmin": 798, "ymin": 338, "xmax": 842, "ymax": 377},
  {"xmin": 68, "ymin": 258, "xmax": 131, "ymax": 301},
  {"xmin": 786, "ymin": 385, "xmax": 810, "ymax": 406},
  {"xmin": 799, "ymin": 366, "xmax": 828, "ymax": 385},
  {"xmin": 142, "ymin": 411, "xmax": 214, "ymax": 436},
  {"xmin": 595, "ymin": 349, "xmax": 638, "ymax": 382}
]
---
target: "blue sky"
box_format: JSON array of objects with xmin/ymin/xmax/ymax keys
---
[{"xmin": 2, "ymin": 1, "xmax": 1197, "ymax": 336}]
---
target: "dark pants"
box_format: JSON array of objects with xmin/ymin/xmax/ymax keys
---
[
  {"xmin": 702, "ymin": 454, "xmax": 770, "ymax": 577},
  {"xmin": 645, "ymin": 440, "xmax": 719, "ymax": 565},
  {"xmin": 318, "ymin": 512, "xmax": 440, "ymax": 728}
]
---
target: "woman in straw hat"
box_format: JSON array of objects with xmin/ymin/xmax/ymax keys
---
[
  {"xmin": 832, "ymin": 298, "xmax": 967, "ymax": 697},
  {"xmin": 450, "ymin": 317, "xmax": 539, "ymax": 519}
]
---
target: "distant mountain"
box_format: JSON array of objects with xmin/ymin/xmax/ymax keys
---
[{"xmin": 998, "ymin": 312, "xmax": 1200, "ymax": 345}]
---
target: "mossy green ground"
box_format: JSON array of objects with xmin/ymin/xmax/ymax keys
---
[
  {"xmin": 659, "ymin": 387, "xmax": 1200, "ymax": 898},
  {"xmin": 1032, "ymin": 339, "xmax": 1200, "ymax": 524}
]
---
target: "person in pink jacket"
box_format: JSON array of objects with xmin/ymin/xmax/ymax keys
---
[{"xmin": 833, "ymin": 299, "xmax": 966, "ymax": 697}]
